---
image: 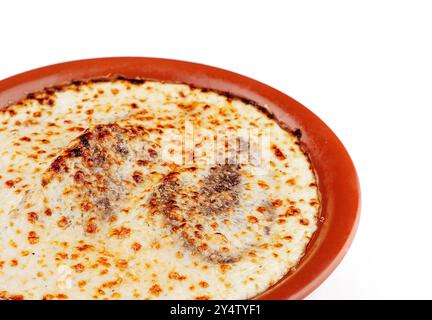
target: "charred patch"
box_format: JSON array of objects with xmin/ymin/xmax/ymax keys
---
[
  {"xmin": 50, "ymin": 156, "xmax": 67, "ymax": 173},
  {"xmin": 293, "ymin": 129, "xmax": 302, "ymax": 139},
  {"xmin": 69, "ymin": 147, "xmax": 82, "ymax": 157},
  {"xmin": 79, "ymin": 133, "xmax": 91, "ymax": 148},
  {"xmin": 71, "ymin": 80, "xmax": 84, "ymax": 86},
  {"xmin": 199, "ymin": 164, "xmax": 241, "ymax": 215},
  {"xmin": 41, "ymin": 123, "xmax": 155, "ymax": 236},
  {"xmin": 151, "ymin": 164, "xmax": 264, "ymax": 264},
  {"xmin": 115, "ymin": 76, "xmax": 146, "ymax": 85},
  {"xmin": 128, "ymin": 78, "xmax": 145, "ymax": 85}
]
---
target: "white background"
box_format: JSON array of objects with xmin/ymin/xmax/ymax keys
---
[{"xmin": 1, "ymin": 1, "xmax": 431, "ymax": 299}]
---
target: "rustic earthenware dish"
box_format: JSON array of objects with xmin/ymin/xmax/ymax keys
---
[{"xmin": 0, "ymin": 57, "xmax": 361, "ymax": 300}]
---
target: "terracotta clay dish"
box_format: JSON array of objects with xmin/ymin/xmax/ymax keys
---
[{"xmin": 0, "ymin": 58, "xmax": 360, "ymax": 300}]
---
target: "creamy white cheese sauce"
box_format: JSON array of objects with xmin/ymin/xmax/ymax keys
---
[{"xmin": 0, "ymin": 80, "xmax": 319, "ymax": 300}]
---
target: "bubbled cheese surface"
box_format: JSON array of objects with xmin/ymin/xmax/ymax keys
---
[{"xmin": 0, "ymin": 79, "xmax": 319, "ymax": 300}]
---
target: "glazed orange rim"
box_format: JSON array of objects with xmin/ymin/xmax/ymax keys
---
[{"xmin": 0, "ymin": 57, "xmax": 361, "ymax": 300}]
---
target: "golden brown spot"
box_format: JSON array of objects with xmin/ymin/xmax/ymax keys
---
[
  {"xmin": 72, "ymin": 263, "xmax": 85, "ymax": 273},
  {"xmin": 110, "ymin": 226, "xmax": 131, "ymax": 239},
  {"xmin": 149, "ymin": 284, "xmax": 162, "ymax": 296},
  {"xmin": 310, "ymin": 199, "xmax": 319, "ymax": 206},
  {"xmin": 19, "ymin": 136, "xmax": 32, "ymax": 142},
  {"xmin": 76, "ymin": 244, "xmax": 94, "ymax": 251},
  {"xmin": 56, "ymin": 252, "xmax": 68, "ymax": 260},
  {"xmin": 27, "ymin": 212, "xmax": 39, "ymax": 224},
  {"xmin": 28, "ymin": 231, "xmax": 39, "ymax": 244},
  {"xmin": 220, "ymin": 264, "xmax": 231, "ymax": 273},
  {"xmin": 97, "ymin": 257, "xmax": 111, "ymax": 267},
  {"xmin": 247, "ymin": 215, "xmax": 259, "ymax": 223},
  {"xmin": 272, "ymin": 199, "xmax": 283, "ymax": 207},
  {"xmin": 198, "ymin": 281, "xmax": 209, "ymax": 288},
  {"xmin": 102, "ymin": 278, "xmax": 122, "ymax": 289},
  {"xmin": 210, "ymin": 222, "xmax": 218, "ymax": 229},
  {"xmin": 195, "ymin": 295, "xmax": 210, "ymax": 300},
  {"xmin": 137, "ymin": 159, "xmax": 150, "ymax": 166},
  {"xmin": 132, "ymin": 171, "xmax": 144, "ymax": 183},
  {"xmin": 299, "ymin": 218, "xmax": 310, "ymax": 226},
  {"xmin": 96, "ymin": 288, "xmax": 105, "ymax": 297},
  {"xmin": 256, "ymin": 206, "xmax": 267, "ymax": 213},
  {"xmin": 271, "ymin": 144, "xmax": 286, "ymax": 160},
  {"xmin": 131, "ymin": 242, "xmax": 142, "ymax": 252},
  {"xmin": 57, "ymin": 216, "xmax": 69, "ymax": 229},
  {"xmin": 5, "ymin": 180, "xmax": 15, "ymax": 188},
  {"xmin": 168, "ymin": 272, "xmax": 187, "ymax": 281},
  {"xmin": 286, "ymin": 178, "xmax": 296, "ymax": 185},
  {"xmin": 257, "ymin": 180, "xmax": 269, "ymax": 190},
  {"xmin": 148, "ymin": 148, "xmax": 158, "ymax": 158},
  {"xmin": 115, "ymin": 259, "xmax": 128, "ymax": 270},
  {"xmin": 284, "ymin": 206, "xmax": 301, "ymax": 217},
  {"xmin": 248, "ymin": 251, "xmax": 257, "ymax": 257},
  {"xmin": 67, "ymin": 126, "xmax": 85, "ymax": 132},
  {"xmin": 85, "ymin": 218, "xmax": 98, "ymax": 234},
  {"xmin": 81, "ymin": 201, "xmax": 94, "ymax": 212}
]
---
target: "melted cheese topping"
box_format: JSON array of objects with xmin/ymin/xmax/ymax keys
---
[{"xmin": 0, "ymin": 79, "xmax": 319, "ymax": 300}]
